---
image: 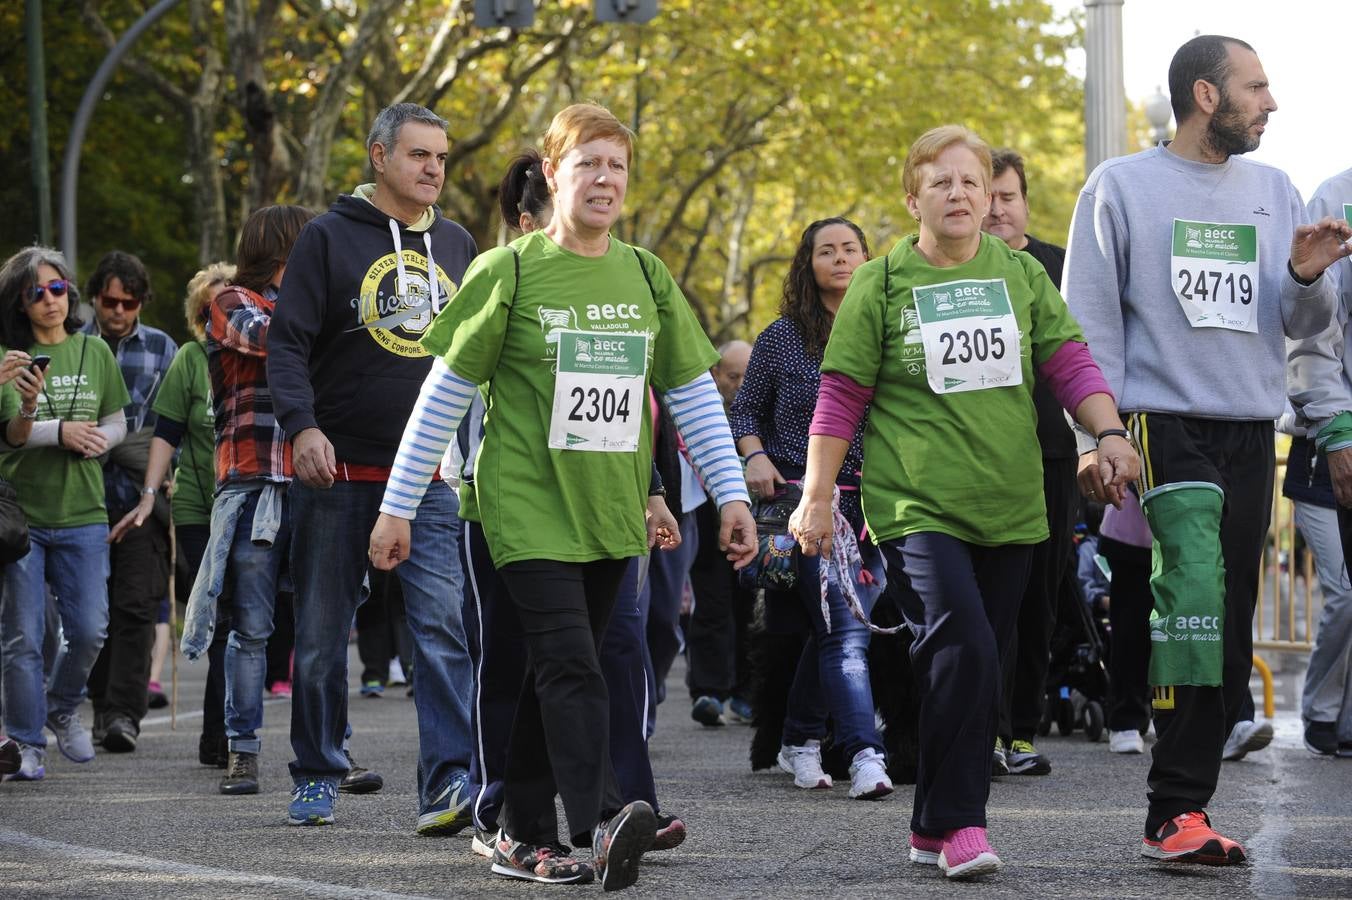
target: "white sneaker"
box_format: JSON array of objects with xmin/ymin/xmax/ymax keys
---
[
  {"xmin": 776, "ymin": 740, "xmax": 832, "ymax": 789},
  {"xmin": 5, "ymin": 744, "xmax": 46, "ymax": 781},
  {"xmin": 1108, "ymin": 729, "xmax": 1145, "ymax": 754},
  {"xmin": 847, "ymin": 747, "xmax": 893, "ymax": 799},
  {"xmin": 47, "ymin": 710, "xmax": 95, "ymax": 763},
  {"xmin": 1222, "ymin": 719, "xmax": 1273, "ymax": 761}
]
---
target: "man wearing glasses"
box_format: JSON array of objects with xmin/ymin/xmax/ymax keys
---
[{"xmin": 81, "ymin": 251, "xmax": 178, "ymax": 754}]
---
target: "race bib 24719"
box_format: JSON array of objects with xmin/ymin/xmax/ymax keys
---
[{"xmin": 1171, "ymin": 219, "xmax": 1259, "ymax": 333}]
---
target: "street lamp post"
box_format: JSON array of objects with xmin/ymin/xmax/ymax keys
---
[
  {"xmin": 1084, "ymin": 0, "xmax": 1127, "ymax": 175},
  {"xmin": 1145, "ymin": 87, "xmax": 1173, "ymax": 145}
]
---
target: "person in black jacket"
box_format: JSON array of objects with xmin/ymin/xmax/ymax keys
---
[
  {"xmin": 982, "ymin": 148, "xmax": 1074, "ymax": 778},
  {"xmin": 267, "ymin": 103, "xmax": 478, "ymax": 830}
]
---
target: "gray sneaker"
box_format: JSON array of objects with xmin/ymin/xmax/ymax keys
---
[
  {"xmin": 47, "ymin": 711, "xmax": 95, "ymax": 763},
  {"xmin": 6, "ymin": 744, "xmax": 46, "ymax": 781}
]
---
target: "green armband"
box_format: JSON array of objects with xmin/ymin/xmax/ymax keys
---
[{"xmin": 1315, "ymin": 411, "xmax": 1352, "ymax": 452}]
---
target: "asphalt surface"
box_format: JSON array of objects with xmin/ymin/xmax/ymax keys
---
[{"xmin": 2, "ymin": 649, "xmax": 1351, "ymax": 899}]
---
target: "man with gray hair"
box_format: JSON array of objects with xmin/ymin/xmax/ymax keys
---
[{"xmin": 268, "ymin": 102, "xmax": 478, "ymax": 830}]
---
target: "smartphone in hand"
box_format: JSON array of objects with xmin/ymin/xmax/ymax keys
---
[{"xmin": 30, "ymin": 355, "xmax": 51, "ymax": 373}]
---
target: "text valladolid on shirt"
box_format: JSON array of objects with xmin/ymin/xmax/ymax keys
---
[
  {"xmin": 0, "ymin": 333, "xmax": 130, "ymax": 528},
  {"xmin": 152, "ymin": 341, "xmax": 215, "ymax": 526},
  {"xmin": 822, "ymin": 233, "xmax": 1084, "ymax": 547},
  {"xmin": 421, "ymin": 230, "xmax": 718, "ymax": 566}
]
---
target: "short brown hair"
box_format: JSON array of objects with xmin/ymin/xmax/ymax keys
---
[
  {"xmin": 902, "ymin": 125, "xmax": 993, "ymax": 197},
  {"xmin": 990, "ymin": 148, "xmax": 1027, "ymax": 197},
  {"xmin": 184, "ymin": 262, "xmax": 235, "ymax": 340},
  {"xmin": 232, "ymin": 205, "xmax": 314, "ymax": 295},
  {"xmin": 541, "ymin": 103, "xmax": 634, "ymax": 168}
]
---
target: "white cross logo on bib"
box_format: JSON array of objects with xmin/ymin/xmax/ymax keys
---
[
  {"xmin": 548, "ymin": 330, "xmax": 649, "ymax": 452},
  {"xmin": 1170, "ymin": 219, "xmax": 1259, "ymax": 333},
  {"xmin": 911, "ymin": 277, "xmax": 1022, "ymax": 395}
]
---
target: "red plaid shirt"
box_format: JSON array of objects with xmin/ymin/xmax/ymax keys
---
[{"xmin": 206, "ymin": 285, "xmax": 292, "ymax": 486}]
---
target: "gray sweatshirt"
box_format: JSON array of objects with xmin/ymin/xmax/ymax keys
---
[
  {"xmin": 1287, "ymin": 167, "xmax": 1352, "ymax": 442},
  {"xmin": 1063, "ymin": 144, "xmax": 1334, "ymax": 421}
]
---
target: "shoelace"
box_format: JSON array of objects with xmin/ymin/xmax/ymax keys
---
[{"xmin": 226, "ymin": 756, "xmax": 251, "ymax": 779}]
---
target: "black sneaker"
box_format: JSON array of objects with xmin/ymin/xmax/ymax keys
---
[
  {"xmin": 472, "ymin": 826, "xmax": 499, "ymax": 859},
  {"xmin": 339, "ymin": 750, "xmax": 384, "ymax": 794},
  {"xmin": 1304, "ymin": 720, "xmax": 1338, "ymax": 756},
  {"xmin": 593, "ymin": 800, "xmax": 656, "ymax": 892},
  {"xmin": 1338, "ymin": 742, "xmax": 1352, "ymax": 759},
  {"xmin": 491, "ymin": 834, "xmax": 594, "ymax": 884},
  {"xmin": 199, "ymin": 733, "xmax": 229, "ymax": 768},
  {"xmin": 220, "ymin": 751, "xmax": 260, "ymax": 795},
  {"xmin": 102, "ymin": 716, "xmax": 138, "ymax": 753},
  {"xmin": 652, "ymin": 813, "xmax": 686, "ymax": 851}
]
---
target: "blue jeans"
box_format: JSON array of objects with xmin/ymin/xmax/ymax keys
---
[
  {"xmin": 780, "ymin": 547, "xmax": 885, "ymax": 761},
  {"xmin": 224, "ymin": 489, "xmax": 292, "ymax": 754},
  {"xmin": 288, "ymin": 480, "xmax": 472, "ymax": 806},
  {"xmin": 1, "ymin": 524, "xmax": 110, "ymax": 746}
]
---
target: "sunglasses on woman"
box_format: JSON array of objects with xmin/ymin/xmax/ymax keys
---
[{"xmin": 25, "ymin": 279, "xmax": 69, "ymax": 304}]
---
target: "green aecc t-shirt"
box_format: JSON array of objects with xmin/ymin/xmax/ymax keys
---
[
  {"xmin": 0, "ymin": 333, "xmax": 130, "ymax": 528},
  {"xmin": 421, "ymin": 230, "xmax": 718, "ymax": 566},
  {"xmin": 151, "ymin": 341, "xmax": 214, "ymax": 526},
  {"xmin": 822, "ymin": 233, "xmax": 1085, "ymax": 546}
]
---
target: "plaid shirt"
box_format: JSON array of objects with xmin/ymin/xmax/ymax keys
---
[
  {"xmin": 206, "ymin": 284, "xmax": 291, "ymax": 486},
  {"xmin": 82, "ymin": 319, "xmax": 178, "ymax": 514}
]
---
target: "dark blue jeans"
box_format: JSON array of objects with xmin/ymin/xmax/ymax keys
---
[{"xmin": 288, "ymin": 480, "xmax": 472, "ymax": 807}]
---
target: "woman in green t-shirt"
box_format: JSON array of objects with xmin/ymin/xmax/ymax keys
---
[
  {"xmin": 368, "ymin": 103, "xmax": 755, "ymax": 890},
  {"xmin": 110, "ymin": 262, "xmax": 234, "ymax": 766},
  {"xmin": 0, "ymin": 246, "xmax": 130, "ymax": 781},
  {"xmin": 788, "ymin": 127, "xmax": 1139, "ymax": 880}
]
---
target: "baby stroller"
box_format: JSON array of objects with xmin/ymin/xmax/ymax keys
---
[{"xmin": 1037, "ymin": 529, "xmax": 1112, "ymax": 742}]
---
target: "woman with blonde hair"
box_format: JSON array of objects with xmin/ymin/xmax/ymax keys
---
[
  {"xmin": 790, "ymin": 125, "xmax": 1138, "ymax": 879},
  {"xmin": 369, "ymin": 103, "xmax": 755, "ymax": 889}
]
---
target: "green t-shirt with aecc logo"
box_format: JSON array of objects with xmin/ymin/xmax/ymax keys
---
[
  {"xmin": 0, "ymin": 332, "xmax": 130, "ymax": 528},
  {"xmin": 822, "ymin": 232, "xmax": 1085, "ymax": 547},
  {"xmin": 421, "ymin": 230, "xmax": 719, "ymax": 566},
  {"xmin": 151, "ymin": 340, "xmax": 214, "ymax": 526}
]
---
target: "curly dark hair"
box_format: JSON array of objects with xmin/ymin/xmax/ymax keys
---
[{"xmin": 778, "ymin": 217, "xmax": 869, "ymax": 359}]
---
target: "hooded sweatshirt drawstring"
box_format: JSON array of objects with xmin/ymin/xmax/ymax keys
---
[{"xmin": 388, "ymin": 218, "xmax": 441, "ymax": 314}]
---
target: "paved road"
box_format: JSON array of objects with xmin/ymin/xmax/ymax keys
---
[{"xmin": 3, "ymin": 650, "xmax": 1351, "ymax": 898}]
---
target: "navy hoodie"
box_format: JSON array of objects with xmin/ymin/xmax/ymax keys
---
[{"xmin": 268, "ymin": 193, "xmax": 478, "ymax": 466}]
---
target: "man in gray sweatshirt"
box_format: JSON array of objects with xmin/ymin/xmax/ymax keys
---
[
  {"xmin": 1288, "ymin": 166, "xmax": 1352, "ymax": 759},
  {"xmin": 1064, "ymin": 34, "xmax": 1351, "ymax": 866}
]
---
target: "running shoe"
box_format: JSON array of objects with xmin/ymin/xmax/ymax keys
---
[
  {"xmin": 101, "ymin": 715, "xmax": 138, "ymax": 754},
  {"xmin": 220, "ymin": 751, "xmax": 260, "ymax": 795},
  {"xmin": 472, "ymin": 827, "xmax": 500, "ymax": 859},
  {"xmin": 287, "ymin": 779, "xmax": 337, "ymax": 826},
  {"xmin": 723, "ymin": 697, "xmax": 755, "ymax": 725},
  {"xmin": 1109, "ymin": 729, "xmax": 1145, "ymax": 754},
  {"xmin": 593, "ymin": 800, "xmax": 657, "ymax": 892},
  {"xmin": 652, "ymin": 813, "xmax": 687, "ymax": 851},
  {"xmin": 46, "ymin": 710, "xmax": 96, "ymax": 763},
  {"xmin": 847, "ymin": 747, "xmax": 894, "ymax": 799},
  {"xmin": 909, "ymin": 832, "xmax": 943, "ymax": 865},
  {"xmin": 147, "ymin": 680, "xmax": 169, "ymax": 709},
  {"xmin": 1141, "ymin": 811, "xmax": 1247, "ymax": 864},
  {"xmin": 1222, "ymin": 719, "xmax": 1273, "ymax": 761},
  {"xmin": 777, "ymin": 740, "xmax": 832, "ymax": 789},
  {"xmin": 339, "ymin": 750, "xmax": 384, "ymax": 794},
  {"xmin": 360, "ymin": 680, "xmax": 384, "ymax": 698},
  {"xmin": 268, "ymin": 680, "xmax": 293, "ymax": 699},
  {"xmin": 5, "ymin": 744, "xmax": 45, "ymax": 781},
  {"xmin": 1007, "ymin": 739, "xmax": 1051, "ymax": 775},
  {"xmin": 991, "ymin": 738, "xmax": 1009, "ymax": 776},
  {"xmin": 416, "ymin": 770, "xmax": 472, "ymax": 835},
  {"xmin": 690, "ymin": 695, "xmax": 724, "ymax": 727},
  {"xmin": 491, "ymin": 834, "xmax": 594, "ymax": 884},
  {"xmin": 0, "ymin": 735, "xmax": 20, "ymax": 776},
  {"xmin": 938, "ymin": 826, "xmax": 1001, "ymax": 879},
  {"xmin": 1303, "ymin": 720, "xmax": 1338, "ymax": 757}
]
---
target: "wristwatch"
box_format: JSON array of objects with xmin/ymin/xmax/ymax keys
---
[
  {"xmin": 648, "ymin": 485, "xmax": 667, "ymax": 499},
  {"xmin": 141, "ymin": 486, "xmax": 158, "ymax": 497},
  {"xmin": 18, "ymin": 406, "xmax": 37, "ymax": 420}
]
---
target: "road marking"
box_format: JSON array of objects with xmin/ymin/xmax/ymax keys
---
[{"xmin": 0, "ymin": 827, "xmax": 441, "ymax": 900}]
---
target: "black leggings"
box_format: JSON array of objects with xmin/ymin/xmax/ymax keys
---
[{"xmin": 497, "ymin": 557, "xmax": 628, "ymax": 846}]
